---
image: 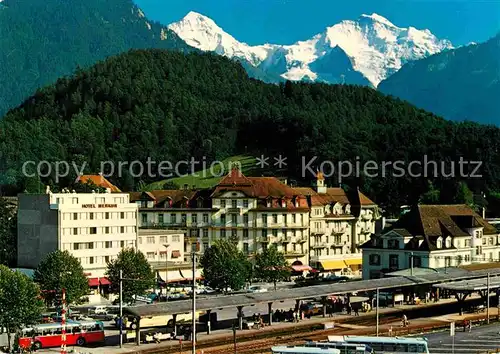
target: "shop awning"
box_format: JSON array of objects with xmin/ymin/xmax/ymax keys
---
[
  {"xmin": 344, "ymin": 259, "xmax": 362, "ymax": 267},
  {"xmin": 320, "ymin": 260, "xmax": 346, "ymax": 270},
  {"xmin": 99, "ymin": 277, "xmax": 111, "ymax": 286},
  {"xmin": 292, "ymin": 265, "xmax": 312, "ymax": 272},
  {"xmin": 172, "ymin": 250, "xmax": 181, "ymax": 258},
  {"xmin": 88, "ymin": 278, "xmax": 99, "ymax": 287}
]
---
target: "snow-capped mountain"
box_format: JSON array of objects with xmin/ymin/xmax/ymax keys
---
[{"xmin": 168, "ymin": 11, "xmax": 453, "ymax": 87}]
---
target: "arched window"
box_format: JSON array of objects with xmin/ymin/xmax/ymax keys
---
[
  {"xmin": 436, "ymin": 237, "xmax": 443, "ymax": 249},
  {"xmin": 445, "ymin": 237, "xmax": 452, "ymax": 248}
]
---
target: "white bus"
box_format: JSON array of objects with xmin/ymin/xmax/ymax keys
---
[
  {"xmin": 327, "ymin": 335, "xmax": 430, "ymax": 354},
  {"xmin": 304, "ymin": 341, "xmax": 373, "ymax": 354},
  {"xmin": 272, "ymin": 346, "xmax": 341, "ymax": 354}
]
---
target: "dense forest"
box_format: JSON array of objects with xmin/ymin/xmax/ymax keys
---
[
  {"xmin": 379, "ymin": 33, "xmax": 500, "ymax": 124},
  {"xmin": 2, "ymin": 49, "xmax": 500, "ymax": 215},
  {"xmin": 0, "ymin": 0, "xmax": 191, "ymax": 116}
]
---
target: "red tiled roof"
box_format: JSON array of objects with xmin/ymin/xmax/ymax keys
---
[{"xmin": 78, "ymin": 174, "xmax": 121, "ymax": 192}]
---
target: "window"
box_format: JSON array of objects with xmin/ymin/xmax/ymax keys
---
[
  {"xmin": 120, "ymin": 226, "xmax": 125, "ymax": 233},
  {"xmin": 369, "ymin": 254, "xmax": 380, "ymax": 265},
  {"xmin": 147, "ymin": 236, "xmax": 155, "ymax": 244},
  {"xmin": 172, "ymin": 235, "xmax": 180, "ymax": 242},
  {"xmin": 413, "ymin": 256, "xmax": 422, "ymax": 267},
  {"xmin": 292, "ymin": 214, "xmax": 296, "ymax": 223},
  {"xmin": 105, "ymin": 212, "xmax": 110, "ymax": 220},
  {"xmin": 159, "ymin": 214, "xmax": 164, "ymax": 224},
  {"xmin": 445, "ymin": 237, "xmax": 451, "ymax": 248},
  {"xmin": 445, "ymin": 257, "xmax": 452, "ymax": 267},
  {"xmin": 105, "ymin": 256, "xmax": 110, "ymax": 263},
  {"xmin": 89, "ymin": 213, "xmax": 94, "ymax": 220},
  {"xmin": 243, "ymin": 214, "xmax": 249, "ymax": 225},
  {"xmin": 192, "ymin": 214, "xmax": 197, "ymax": 224},
  {"xmin": 489, "ymin": 237, "xmax": 494, "ymax": 245},
  {"xmin": 141, "ymin": 214, "xmax": 147, "ymax": 224},
  {"xmin": 389, "ymin": 254, "xmax": 399, "ymax": 268},
  {"xmin": 160, "ymin": 236, "xmax": 168, "ymax": 244},
  {"xmin": 231, "ymin": 229, "xmax": 237, "ymax": 238},
  {"xmin": 105, "ymin": 241, "xmax": 112, "ymax": 248},
  {"xmin": 243, "ymin": 199, "xmax": 248, "ymax": 208},
  {"xmin": 243, "ymin": 229, "xmax": 249, "ymax": 239},
  {"xmin": 436, "ymin": 238, "xmax": 442, "ymax": 248},
  {"xmin": 138, "ymin": 237, "xmax": 142, "ymax": 244},
  {"xmin": 465, "ymin": 239, "xmax": 470, "ymax": 247},
  {"xmin": 89, "ymin": 257, "xmax": 94, "ymax": 264},
  {"xmin": 221, "ymin": 229, "xmax": 226, "ymax": 238},
  {"xmin": 73, "ymin": 228, "xmax": 78, "ymax": 235},
  {"xmin": 262, "ymin": 214, "xmax": 268, "ymax": 225},
  {"xmin": 120, "ymin": 241, "xmax": 125, "ymax": 248},
  {"xmin": 73, "ymin": 243, "xmax": 80, "ymax": 250},
  {"xmin": 476, "ymin": 246, "xmax": 481, "ymax": 255},
  {"xmin": 483, "ymin": 238, "xmax": 487, "ymax": 245},
  {"xmin": 170, "ymin": 213, "xmax": 176, "ymax": 223},
  {"xmin": 232, "ymin": 200, "xmax": 237, "ymax": 208},
  {"xmin": 120, "ymin": 212, "xmax": 125, "ymax": 219},
  {"xmin": 272, "ymin": 214, "xmax": 278, "ymax": 223},
  {"xmin": 147, "ymin": 252, "xmax": 155, "ymax": 260},
  {"xmin": 203, "ymin": 229, "xmax": 208, "ymax": 238},
  {"xmin": 73, "ymin": 213, "xmax": 78, "ymax": 220},
  {"xmin": 203, "ymin": 214, "xmax": 209, "ymax": 223},
  {"xmin": 282, "ymin": 214, "xmax": 287, "ymax": 224},
  {"xmin": 105, "ymin": 227, "xmax": 110, "ymax": 234},
  {"xmin": 181, "ymin": 214, "xmax": 187, "ymax": 223},
  {"xmin": 261, "ymin": 230, "xmax": 267, "ymax": 238},
  {"xmin": 88, "ymin": 242, "xmax": 94, "ymax": 249},
  {"xmin": 221, "ymin": 200, "xmax": 226, "ymax": 208},
  {"xmin": 231, "ymin": 214, "xmax": 237, "ymax": 225},
  {"xmin": 90, "ymin": 227, "xmax": 97, "ymax": 234},
  {"xmin": 387, "ymin": 239, "xmax": 400, "ymax": 249},
  {"xmin": 272, "ymin": 229, "xmax": 278, "ymax": 237},
  {"xmin": 221, "ymin": 214, "xmax": 226, "ymax": 225},
  {"xmin": 243, "ymin": 243, "xmax": 249, "ymax": 254}
]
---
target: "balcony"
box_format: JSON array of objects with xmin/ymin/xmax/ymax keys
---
[
  {"xmin": 227, "ymin": 207, "xmax": 242, "ymax": 214},
  {"xmin": 257, "ymin": 236, "xmax": 269, "ymax": 242},
  {"xmin": 296, "ymin": 237, "xmax": 307, "ymax": 244},
  {"xmin": 140, "ymin": 222, "xmax": 186, "ymax": 229},
  {"xmin": 284, "ymin": 251, "xmax": 306, "ymax": 257},
  {"xmin": 312, "ymin": 242, "xmax": 327, "ymax": 249},
  {"xmin": 279, "ymin": 236, "xmax": 293, "ymax": 243}
]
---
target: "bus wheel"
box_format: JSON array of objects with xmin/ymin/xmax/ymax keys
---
[
  {"xmin": 76, "ymin": 337, "xmax": 86, "ymax": 346},
  {"xmin": 33, "ymin": 341, "xmax": 42, "ymax": 350}
]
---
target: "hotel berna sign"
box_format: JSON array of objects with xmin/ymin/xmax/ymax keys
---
[{"xmin": 82, "ymin": 204, "xmax": 118, "ymax": 208}]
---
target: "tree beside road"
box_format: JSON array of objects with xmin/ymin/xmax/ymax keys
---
[
  {"xmin": 201, "ymin": 239, "xmax": 251, "ymax": 293},
  {"xmin": 254, "ymin": 245, "xmax": 290, "ymax": 290},
  {"xmin": 0, "ymin": 265, "xmax": 44, "ymax": 350},
  {"xmin": 34, "ymin": 250, "xmax": 89, "ymax": 306},
  {"xmin": 106, "ymin": 248, "xmax": 155, "ymax": 303}
]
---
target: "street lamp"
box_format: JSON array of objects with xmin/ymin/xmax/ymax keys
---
[{"xmin": 163, "ymin": 244, "xmax": 170, "ymax": 302}]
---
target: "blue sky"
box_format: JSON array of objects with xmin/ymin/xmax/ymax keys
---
[{"xmin": 134, "ymin": 0, "xmax": 500, "ymax": 46}]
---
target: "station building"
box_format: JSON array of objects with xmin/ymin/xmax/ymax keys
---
[{"xmin": 361, "ymin": 204, "xmax": 500, "ymax": 279}]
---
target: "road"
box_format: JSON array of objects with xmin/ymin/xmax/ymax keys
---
[{"xmin": 426, "ymin": 323, "xmax": 500, "ymax": 354}]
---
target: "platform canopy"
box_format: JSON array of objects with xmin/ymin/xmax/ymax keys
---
[
  {"xmin": 124, "ymin": 266, "xmax": 500, "ymax": 318},
  {"xmin": 433, "ymin": 274, "xmax": 500, "ymax": 291}
]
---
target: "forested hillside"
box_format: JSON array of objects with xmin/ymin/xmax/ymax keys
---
[
  {"xmin": 0, "ymin": 0, "xmax": 190, "ymax": 116},
  {"xmin": 379, "ymin": 33, "xmax": 500, "ymax": 124},
  {"xmin": 2, "ymin": 49, "xmax": 500, "ymax": 214}
]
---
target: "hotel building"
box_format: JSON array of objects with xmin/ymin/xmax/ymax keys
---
[{"xmin": 17, "ymin": 188, "xmax": 138, "ymax": 278}]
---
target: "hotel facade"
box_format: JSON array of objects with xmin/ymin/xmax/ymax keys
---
[{"xmin": 17, "ymin": 189, "xmax": 138, "ymax": 278}]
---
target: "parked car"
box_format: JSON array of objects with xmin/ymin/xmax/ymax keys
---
[
  {"xmin": 247, "ymin": 286, "xmax": 268, "ymax": 293},
  {"xmin": 89, "ymin": 306, "xmax": 108, "ymax": 315}
]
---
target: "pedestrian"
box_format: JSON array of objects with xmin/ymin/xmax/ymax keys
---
[
  {"xmin": 402, "ymin": 314, "xmax": 408, "ymax": 327},
  {"xmin": 468, "ymin": 320, "xmax": 472, "ymax": 332},
  {"xmin": 354, "ymin": 306, "xmax": 359, "ymax": 316}
]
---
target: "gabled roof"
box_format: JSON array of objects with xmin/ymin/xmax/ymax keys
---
[
  {"xmin": 78, "ymin": 174, "xmax": 121, "ymax": 192},
  {"xmin": 365, "ymin": 204, "xmax": 498, "ymax": 252},
  {"xmin": 129, "ymin": 190, "xmax": 211, "ymax": 208}
]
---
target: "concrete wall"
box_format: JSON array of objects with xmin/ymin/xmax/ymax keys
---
[{"xmin": 17, "ymin": 194, "xmax": 58, "ymax": 268}]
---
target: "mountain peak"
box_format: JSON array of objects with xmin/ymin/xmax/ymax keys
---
[{"xmin": 359, "ymin": 13, "xmax": 396, "ymax": 27}]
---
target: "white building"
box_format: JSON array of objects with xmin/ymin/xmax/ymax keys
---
[
  {"xmin": 295, "ymin": 172, "xmax": 379, "ymax": 276},
  {"xmin": 361, "ymin": 204, "xmax": 500, "ymax": 279},
  {"xmin": 131, "ymin": 168, "xmax": 311, "ymax": 266},
  {"xmin": 17, "ymin": 189, "xmax": 138, "ymax": 278}
]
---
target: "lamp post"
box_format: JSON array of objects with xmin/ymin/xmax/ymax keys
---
[{"xmin": 163, "ymin": 244, "xmax": 170, "ymax": 302}]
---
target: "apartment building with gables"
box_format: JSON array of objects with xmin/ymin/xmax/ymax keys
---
[
  {"xmin": 361, "ymin": 204, "xmax": 500, "ymax": 279},
  {"xmin": 295, "ymin": 172, "xmax": 380, "ymax": 276},
  {"xmin": 131, "ymin": 168, "xmax": 310, "ymax": 265}
]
